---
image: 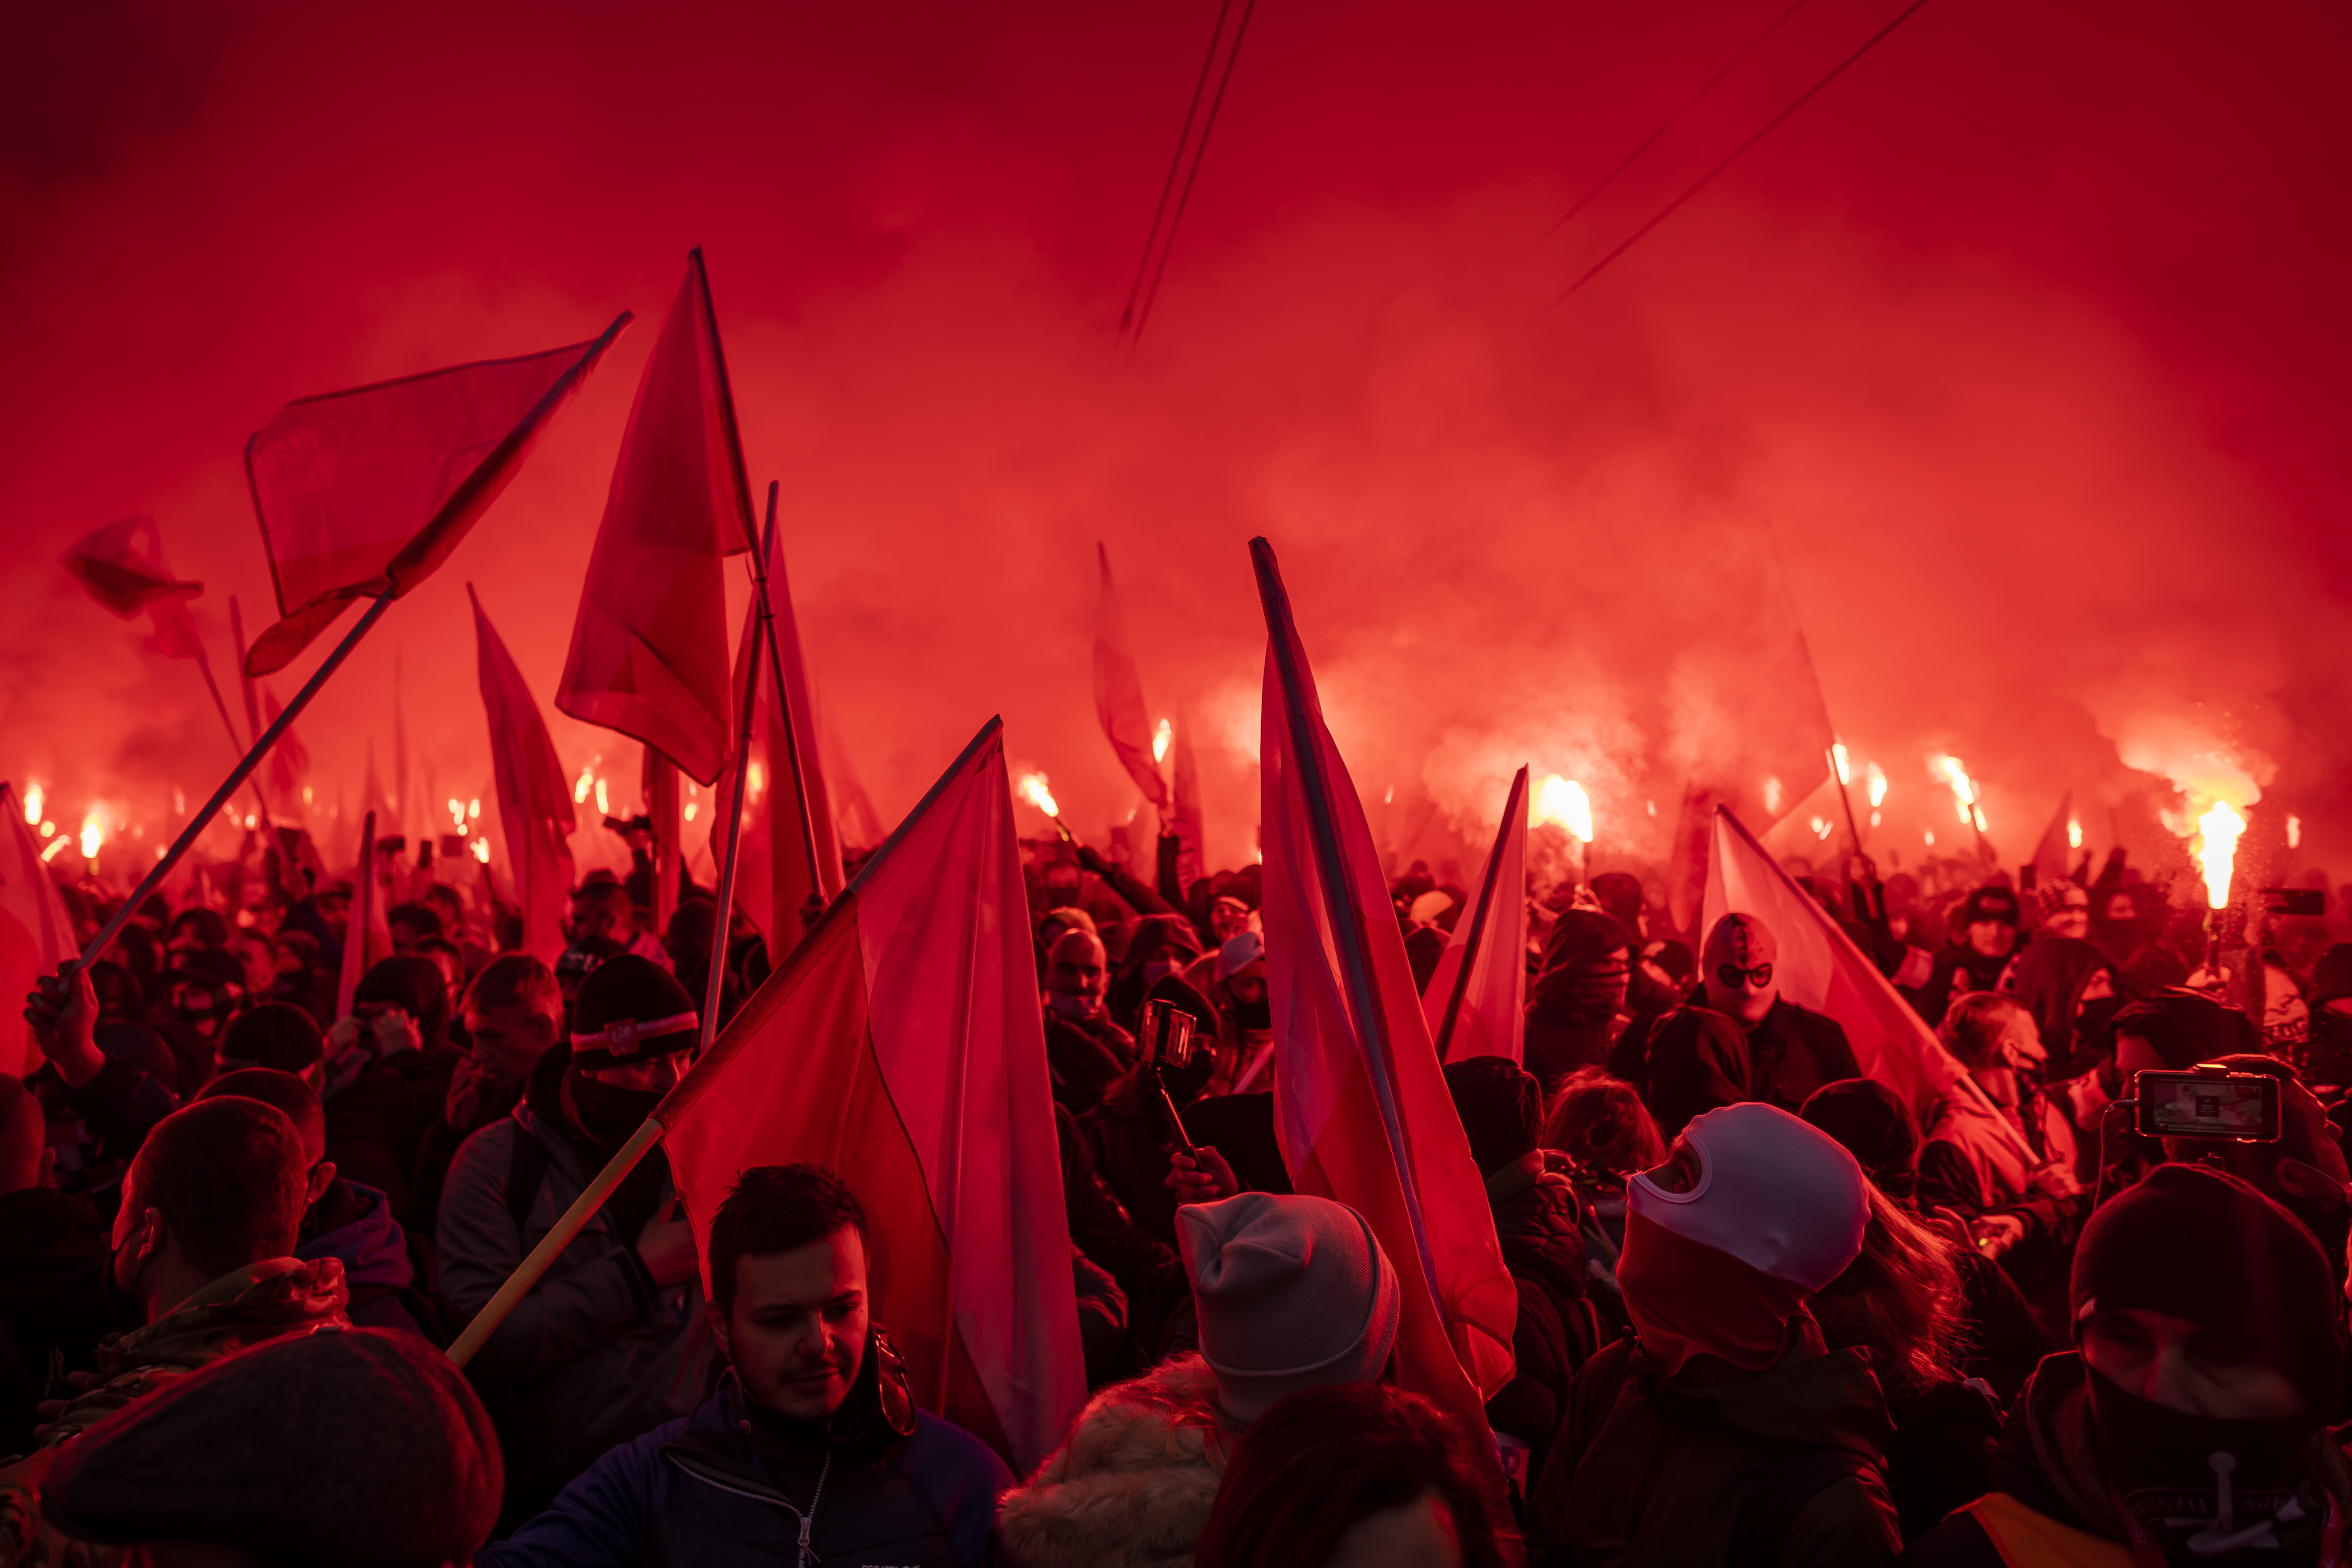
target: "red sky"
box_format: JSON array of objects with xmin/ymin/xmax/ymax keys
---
[{"xmin": 4, "ymin": 0, "xmax": 2349, "ymax": 890}]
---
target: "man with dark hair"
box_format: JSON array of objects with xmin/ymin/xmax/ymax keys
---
[
  {"xmin": 486, "ymin": 1162, "xmax": 1010, "ymax": 1567},
  {"xmin": 199, "ymin": 1068, "xmax": 426, "ymax": 1337},
  {"xmin": 414, "ymin": 955, "xmax": 566, "ymax": 1233},
  {"xmin": 438, "ymin": 954, "xmax": 713, "ymax": 1530},
  {"xmin": 213, "ymin": 1001, "xmax": 325, "ymax": 1086},
  {"xmin": 0, "ymin": 1096, "xmax": 348, "ymax": 1562},
  {"xmin": 323, "ymin": 955, "xmax": 455, "ymax": 1226},
  {"xmin": 384, "ymin": 900, "xmax": 442, "ymax": 956}
]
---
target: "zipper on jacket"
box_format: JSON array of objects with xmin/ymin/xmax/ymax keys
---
[{"xmin": 797, "ymin": 1451, "xmax": 832, "ymax": 1568}]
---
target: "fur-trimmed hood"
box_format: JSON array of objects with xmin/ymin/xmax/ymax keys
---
[{"xmin": 997, "ymin": 1354, "xmax": 1233, "ymax": 1568}]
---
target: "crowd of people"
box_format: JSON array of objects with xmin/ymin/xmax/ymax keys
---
[{"xmin": 2, "ymin": 815, "xmax": 2349, "ymax": 1567}]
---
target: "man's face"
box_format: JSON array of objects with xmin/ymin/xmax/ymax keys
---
[
  {"xmin": 1701, "ymin": 915, "xmax": 1778, "ymax": 1025},
  {"xmin": 1210, "ymin": 898, "xmax": 1252, "ymax": 943},
  {"xmin": 1540, "ymin": 948, "xmax": 1631, "ymax": 1022},
  {"xmin": 1225, "ymin": 963, "xmax": 1268, "ymax": 1010},
  {"xmin": 386, "ymin": 918, "xmax": 426, "ymax": 956},
  {"xmin": 712, "ymin": 1227, "xmax": 871, "ymax": 1422},
  {"xmin": 169, "ymin": 981, "xmax": 231, "ymax": 1041},
  {"xmin": 2045, "ymin": 896, "xmax": 2092, "ymax": 941},
  {"xmin": 466, "ymin": 1004, "xmax": 556, "ymax": 1095},
  {"xmin": 1995, "ymin": 1008, "xmax": 2046, "ymax": 1073},
  {"xmin": 227, "ymin": 938, "xmax": 275, "ymax": 995},
  {"xmin": 426, "ymin": 894, "xmax": 464, "ymax": 937},
  {"xmin": 1045, "ymin": 932, "xmax": 1108, "ymax": 1018},
  {"xmin": 2082, "ymin": 1307, "xmax": 2302, "ymax": 1419},
  {"xmin": 1966, "ymin": 918, "xmax": 2015, "ymax": 959}
]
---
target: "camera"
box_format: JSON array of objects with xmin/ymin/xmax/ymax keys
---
[
  {"xmin": 1137, "ymin": 998, "xmax": 1199, "ymax": 1070},
  {"xmin": 2133, "ymin": 1065, "xmax": 2282, "ymax": 1143}
]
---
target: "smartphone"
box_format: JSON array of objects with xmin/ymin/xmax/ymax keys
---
[
  {"xmin": 1138, "ymin": 998, "xmax": 1199, "ymax": 1070},
  {"xmin": 2263, "ymin": 888, "xmax": 2327, "ymax": 918},
  {"xmin": 2134, "ymin": 1067, "xmax": 2282, "ymax": 1142}
]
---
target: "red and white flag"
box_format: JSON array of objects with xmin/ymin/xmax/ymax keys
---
[
  {"xmin": 469, "ymin": 588, "xmax": 577, "ymax": 965},
  {"xmin": 243, "ymin": 318, "xmax": 627, "ymax": 675},
  {"xmin": 1092, "ymin": 544, "xmax": 1169, "ymax": 813},
  {"xmin": 1252, "ymin": 539, "xmax": 1517, "ymax": 1439},
  {"xmin": 0, "ymin": 784, "xmax": 75, "ymax": 1075},
  {"xmin": 657, "ymin": 718, "xmax": 1084, "ymax": 1471},
  {"xmin": 1424, "ymin": 767, "xmax": 1529, "ymax": 1065},
  {"xmin": 556, "ymin": 253, "xmax": 750, "ymax": 786},
  {"xmin": 1704, "ymin": 805, "xmax": 1965, "ymax": 1115},
  {"xmin": 60, "ymin": 516, "xmax": 208, "ymax": 661}
]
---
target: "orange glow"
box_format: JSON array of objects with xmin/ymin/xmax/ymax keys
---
[
  {"xmin": 1535, "ymin": 775, "xmax": 1592, "ymax": 842},
  {"xmin": 1865, "ymin": 763, "xmax": 1887, "ymax": 809},
  {"xmin": 1832, "ymin": 742, "xmax": 1850, "ymax": 786},
  {"xmin": 21, "ymin": 785, "xmax": 40, "ymax": 825},
  {"xmin": 1152, "ymin": 718, "xmax": 1172, "ymax": 765},
  {"xmin": 1017, "ymin": 772, "xmax": 1062, "ymax": 818},
  {"xmin": 2197, "ymin": 801, "xmax": 2245, "ymax": 910},
  {"xmin": 2067, "ymin": 818, "xmax": 2083, "ymax": 850},
  {"xmin": 470, "ymin": 836, "xmax": 490, "ymax": 863}
]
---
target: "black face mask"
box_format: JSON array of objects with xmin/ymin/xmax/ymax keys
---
[
  {"xmin": 2086, "ymin": 1365, "xmax": 2326, "ymax": 1559},
  {"xmin": 565, "ymin": 1071, "xmax": 666, "ymax": 1149},
  {"xmin": 1234, "ymin": 994, "xmax": 1272, "ymax": 1033}
]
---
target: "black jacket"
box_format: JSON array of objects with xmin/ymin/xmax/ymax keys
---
[{"xmin": 1646, "ymin": 999, "xmax": 1862, "ymax": 1138}]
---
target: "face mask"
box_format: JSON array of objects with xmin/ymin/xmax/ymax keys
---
[
  {"xmin": 2086, "ymin": 1365, "xmax": 2326, "ymax": 1558},
  {"xmin": 566, "ymin": 1071, "xmax": 665, "ymax": 1148},
  {"xmin": 1046, "ymin": 991, "xmax": 1104, "ymax": 1023},
  {"xmin": 1235, "ymin": 994, "xmax": 1272, "ymax": 1032},
  {"xmin": 2049, "ymin": 996, "xmax": 2126, "ymax": 1080}
]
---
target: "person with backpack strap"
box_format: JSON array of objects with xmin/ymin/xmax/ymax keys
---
[{"xmin": 1528, "ymin": 1101, "xmax": 1904, "ymax": 1566}]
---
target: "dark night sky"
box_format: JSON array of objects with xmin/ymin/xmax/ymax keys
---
[{"xmin": 4, "ymin": 0, "xmax": 2348, "ymax": 885}]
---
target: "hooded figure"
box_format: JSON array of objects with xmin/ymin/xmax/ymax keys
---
[
  {"xmin": 1912, "ymin": 885, "xmax": 2025, "ymax": 1026},
  {"xmin": 1531, "ymin": 1103, "xmax": 1901, "ymax": 1566},
  {"xmin": 1643, "ymin": 914, "xmax": 1861, "ymax": 1138},
  {"xmin": 1524, "ymin": 910, "xmax": 1632, "ymax": 1093},
  {"xmin": 1906, "ymin": 1164, "xmax": 2352, "ymax": 1567},
  {"xmin": 2004, "ymin": 935, "xmax": 2121, "ymax": 1081}
]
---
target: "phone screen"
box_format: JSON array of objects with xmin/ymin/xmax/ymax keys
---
[{"xmin": 2137, "ymin": 1071, "xmax": 2280, "ymax": 1141}]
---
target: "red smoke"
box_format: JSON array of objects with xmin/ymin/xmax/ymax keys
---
[{"xmin": 5, "ymin": 0, "xmax": 2350, "ymax": 892}]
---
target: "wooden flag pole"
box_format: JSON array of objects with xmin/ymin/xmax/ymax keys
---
[
  {"xmin": 67, "ymin": 590, "xmax": 395, "ymax": 973},
  {"xmin": 1434, "ymin": 767, "xmax": 1526, "ymax": 1062},
  {"xmin": 699, "ymin": 485, "xmax": 777, "ymax": 1055}
]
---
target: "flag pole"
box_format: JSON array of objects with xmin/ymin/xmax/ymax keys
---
[
  {"xmin": 193, "ymin": 649, "xmax": 274, "ymax": 832},
  {"xmin": 1434, "ymin": 767, "xmax": 1526, "ymax": 1062},
  {"xmin": 1249, "ymin": 537, "xmax": 1445, "ymax": 1311},
  {"xmin": 336, "ymin": 811, "xmax": 377, "ymax": 1018},
  {"xmin": 699, "ymin": 484, "xmax": 776, "ymax": 1054},
  {"xmin": 67, "ymin": 590, "xmax": 395, "ymax": 973}
]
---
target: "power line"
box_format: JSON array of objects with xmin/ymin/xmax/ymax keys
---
[
  {"xmin": 1118, "ymin": 0, "xmax": 1260, "ymax": 358},
  {"xmin": 1538, "ymin": 0, "xmax": 1937, "ymax": 315}
]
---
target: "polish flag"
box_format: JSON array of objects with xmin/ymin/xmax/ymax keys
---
[
  {"xmin": 468, "ymin": 588, "xmax": 577, "ymax": 965},
  {"xmin": 1703, "ymin": 804, "xmax": 1966, "ymax": 1115},
  {"xmin": 0, "ymin": 784, "xmax": 76, "ymax": 1074},
  {"xmin": 243, "ymin": 317, "xmax": 627, "ymax": 675},
  {"xmin": 1092, "ymin": 544, "xmax": 1170, "ymax": 812},
  {"xmin": 708, "ymin": 546, "xmax": 844, "ymax": 964},
  {"xmin": 1251, "ymin": 538, "xmax": 1518, "ymax": 1439},
  {"xmin": 1424, "ymin": 767, "xmax": 1529, "ymax": 1065},
  {"xmin": 656, "ymin": 718, "xmax": 1084, "ymax": 1471},
  {"xmin": 556, "ymin": 253, "xmax": 751, "ymax": 786},
  {"xmin": 60, "ymin": 516, "xmax": 208, "ymax": 662}
]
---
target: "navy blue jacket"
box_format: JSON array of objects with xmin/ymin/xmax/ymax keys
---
[{"xmin": 480, "ymin": 1379, "xmax": 1011, "ymax": 1568}]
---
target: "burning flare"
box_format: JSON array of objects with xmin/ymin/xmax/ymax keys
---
[
  {"xmin": 1832, "ymin": 743, "xmax": 1851, "ymax": 786},
  {"xmin": 78, "ymin": 814, "xmax": 103, "ymax": 861},
  {"xmin": 572, "ymin": 765, "xmax": 594, "ymax": 806},
  {"xmin": 470, "ymin": 837, "xmax": 491, "ymax": 864},
  {"xmin": 1152, "ymin": 718, "xmax": 1173, "ymax": 766},
  {"xmin": 2068, "ymin": 818, "xmax": 2083, "ymax": 851},
  {"xmin": 21, "ymin": 785, "xmax": 40, "ymax": 826},
  {"xmin": 447, "ymin": 798, "xmax": 467, "ymax": 831},
  {"xmin": 1930, "ymin": 755, "xmax": 1980, "ymax": 829},
  {"xmin": 1017, "ymin": 772, "xmax": 1062, "ymax": 819},
  {"xmin": 1865, "ymin": 763, "xmax": 1887, "ymax": 810},
  {"xmin": 2196, "ymin": 802, "xmax": 2246, "ymax": 911},
  {"xmin": 1535, "ymin": 775, "xmax": 1593, "ymax": 843}
]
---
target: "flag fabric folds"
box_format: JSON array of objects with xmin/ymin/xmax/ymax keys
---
[
  {"xmin": 61, "ymin": 516, "xmax": 207, "ymax": 661},
  {"xmin": 1703, "ymin": 805, "xmax": 1966, "ymax": 1116},
  {"xmin": 2032, "ymin": 791, "xmax": 2075, "ymax": 892},
  {"xmin": 258, "ymin": 684, "xmax": 309, "ymax": 807},
  {"xmin": 468, "ymin": 587, "xmax": 577, "ymax": 965},
  {"xmin": 1423, "ymin": 767, "xmax": 1529, "ymax": 1065},
  {"xmin": 0, "ymin": 785, "xmax": 75, "ymax": 1074},
  {"xmin": 656, "ymin": 717, "xmax": 1083, "ymax": 1471},
  {"xmin": 243, "ymin": 318, "xmax": 627, "ymax": 675},
  {"xmin": 1169, "ymin": 705, "xmax": 1205, "ymax": 895},
  {"xmin": 1091, "ymin": 544, "xmax": 1169, "ymax": 812},
  {"xmin": 1250, "ymin": 538, "xmax": 1517, "ymax": 1440},
  {"xmin": 556, "ymin": 253, "xmax": 751, "ymax": 785}
]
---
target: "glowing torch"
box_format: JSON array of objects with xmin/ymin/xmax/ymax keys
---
[
  {"xmin": 79, "ymin": 813, "xmax": 104, "ymax": 870},
  {"xmin": 1535, "ymin": 774, "xmax": 1594, "ymax": 887},
  {"xmin": 2194, "ymin": 799, "xmax": 2246, "ymax": 985},
  {"xmin": 1018, "ymin": 771, "xmax": 1074, "ymax": 843},
  {"xmin": 1930, "ymin": 754, "xmax": 1992, "ymax": 859},
  {"xmin": 22, "ymin": 785, "xmax": 40, "ymax": 826},
  {"xmin": 1152, "ymin": 719, "xmax": 1173, "ymax": 766}
]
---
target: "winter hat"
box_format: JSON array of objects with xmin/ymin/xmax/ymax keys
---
[
  {"xmin": 1799, "ymin": 1078, "xmax": 1921, "ymax": 1196},
  {"xmin": 216, "ymin": 1003, "xmax": 325, "ymax": 1075},
  {"xmin": 2073, "ymin": 1163, "xmax": 2343, "ymax": 1412},
  {"xmin": 1956, "ymin": 884, "xmax": 2023, "ymax": 929},
  {"xmin": 2112, "ymin": 987, "xmax": 2258, "ymax": 1069},
  {"xmin": 569, "ymin": 953, "xmax": 699, "ymax": 1067},
  {"xmin": 1589, "ymin": 872, "xmax": 1646, "ymax": 941},
  {"xmin": 1443, "ymin": 1056, "xmax": 1543, "ymax": 1178},
  {"xmin": 1621, "ymin": 1103, "xmax": 1869, "ymax": 1376},
  {"xmin": 46, "ymin": 1325, "xmax": 501, "ymax": 1567},
  {"xmin": 1538, "ymin": 909, "xmax": 1631, "ymax": 978},
  {"xmin": 1176, "ymin": 1192, "xmax": 1401, "ymax": 1422},
  {"xmin": 353, "ymin": 956, "xmax": 450, "ymax": 1040},
  {"xmin": 1217, "ymin": 929, "xmax": 1266, "ymax": 981},
  {"xmin": 2036, "ymin": 878, "xmax": 2090, "ymax": 921}
]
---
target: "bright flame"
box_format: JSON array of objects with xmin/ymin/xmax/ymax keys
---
[
  {"xmin": 1810, "ymin": 816, "xmax": 1832, "ymax": 840},
  {"xmin": 1924, "ymin": 830, "xmax": 1936, "ymax": 847},
  {"xmin": 79, "ymin": 815, "xmax": 103, "ymax": 859},
  {"xmin": 40, "ymin": 837, "xmax": 67, "ymax": 863},
  {"xmin": 683, "ymin": 802, "xmax": 699, "ymax": 823},
  {"xmin": 1866, "ymin": 763, "xmax": 1888, "ymax": 809},
  {"xmin": 468, "ymin": 799, "xmax": 480, "ymax": 821},
  {"xmin": 1646, "ymin": 799, "xmax": 1657, "ymax": 817},
  {"xmin": 2068, "ymin": 818, "xmax": 2083, "ymax": 851},
  {"xmin": 1869, "ymin": 810, "xmax": 1882, "ymax": 827},
  {"xmin": 470, "ymin": 837, "xmax": 490, "ymax": 864},
  {"xmin": 1831, "ymin": 743, "xmax": 1850, "ymax": 786},
  {"xmin": 446, "ymin": 798, "xmax": 464, "ymax": 830},
  {"xmin": 1931, "ymin": 755, "xmax": 1977, "ymax": 826},
  {"xmin": 172, "ymin": 787, "xmax": 185, "ymax": 816},
  {"xmin": 1018, "ymin": 773, "xmax": 1061, "ymax": 818},
  {"xmin": 1534, "ymin": 775, "xmax": 1593, "ymax": 843},
  {"xmin": 1152, "ymin": 719, "xmax": 1173, "ymax": 765},
  {"xmin": 301, "ymin": 786, "xmax": 314, "ymax": 806},
  {"xmin": 594, "ymin": 778, "xmax": 609, "ymax": 816},
  {"xmin": 243, "ymin": 814, "xmax": 256, "ymax": 830},
  {"xmin": 2196, "ymin": 802, "xmax": 2246, "ymax": 910},
  {"xmin": 21, "ymin": 785, "xmax": 40, "ymax": 825},
  {"xmin": 573, "ymin": 766, "xmax": 594, "ymax": 806},
  {"xmin": 2289, "ymin": 814, "xmax": 2302, "ymax": 850},
  {"xmin": 37, "ymin": 821, "xmax": 53, "ymax": 839},
  {"xmin": 1763, "ymin": 777, "xmax": 1784, "ymax": 814}
]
